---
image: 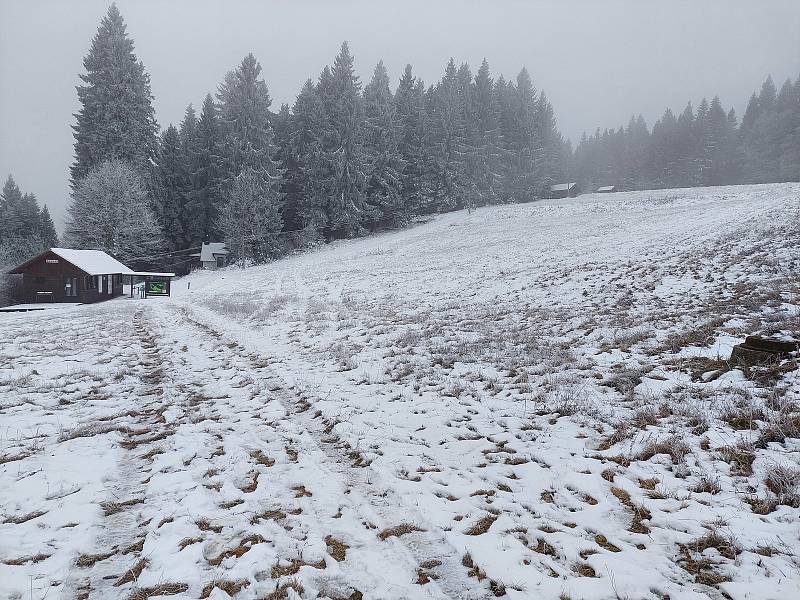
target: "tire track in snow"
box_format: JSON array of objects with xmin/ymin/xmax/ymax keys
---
[
  {"xmin": 62, "ymin": 309, "xmax": 183, "ymax": 599},
  {"xmin": 167, "ymin": 303, "xmax": 492, "ymax": 600}
]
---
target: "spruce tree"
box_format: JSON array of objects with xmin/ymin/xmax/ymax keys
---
[
  {"xmin": 216, "ymin": 53, "xmax": 283, "ymax": 258},
  {"xmin": 322, "ymin": 42, "xmax": 370, "ymax": 238},
  {"xmin": 395, "ymin": 65, "xmax": 430, "ymax": 215},
  {"xmin": 155, "ymin": 125, "xmax": 186, "ymax": 250},
  {"xmin": 217, "ymin": 53, "xmax": 278, "ymax": 179},
  {"xmin": 363, "ymin": 61, "xmax": 406, "ymax": 229},
  {"xmin": 287, "ymin": 80, "xmax": 327, "ymax": 240},
  {"xmin": 428, "ymin": 59, "xmax": 468, "ymax": 210},
  {"xmin": 472, "ymin": 59, "xmax": 502, "ymax": 205},
  {"xmin": 185, "ymin": 93, "xmax": 223, "ymax": 244},
  {"xmin": 38, "ymin": 205, "xmax": 59, "ymax": 247},
  {"xmin": 0, "ymin": 176, "xmax": 24, "ymax": 240},
  {"xmin": 220, "ymin": 168, "xmax": 283, "ymax": 263},
  {"xmin": 71, "ymin": 3, "xmax": 158, "ymax": 186},
  {"xmin": 500, "ymin": 68, "xmax": 540, "ymax": 202}
]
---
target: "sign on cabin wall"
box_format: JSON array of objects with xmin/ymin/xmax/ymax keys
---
[{"xmin": 46, "ymin": 259, "xmax": 59, "ymax": 264}]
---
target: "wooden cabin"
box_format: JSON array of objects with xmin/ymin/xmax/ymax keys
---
[
  {"xmin": 549, "ymin": 182, "xmax": 581, "ymax": 199},
  {"xmin": 8, "ymin": 248, "xmax": 131, "ymax": 304}
]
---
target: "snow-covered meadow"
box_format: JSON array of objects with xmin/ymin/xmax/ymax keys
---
[{"xmin": 2, "ymin": 183, "xmax": 800, "ymax": 600}]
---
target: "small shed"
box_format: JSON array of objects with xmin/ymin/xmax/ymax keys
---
[
  {"xmin": 596, "ymin": 185, "xmax": 617, "ymax": 193},
  {"xmin": 549, "ymin": 182, "xmax": 581, "ymax": 199},
  {"xmin": 192, "ymin": 242, "xmax": 229, "ymax": 270},
  {"xmin": 8, "ymin": 248, "xmax": 131, "ymax": 304}
]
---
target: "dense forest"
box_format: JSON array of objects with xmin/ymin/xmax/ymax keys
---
[
  {"xmin": 64, "ymin": 5, "xmax": 569, "ymax": 268},
  {"xmin": 4, "ymin": 4, "xmax": 799, "ymax": 274},
  {"xmin": 572, "ymin": 75, "xmax": 800, "ymax": 191}
]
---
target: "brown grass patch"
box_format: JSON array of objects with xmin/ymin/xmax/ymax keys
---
[
  {"xmin": 178, "ymin": 536, "xmax": 203, "ymax": 550},
  {"xmin": 206, "ymin": 534, "xmax": 266, "ymax": 567},
  {"xmin": 2, "ymin": 553, "xmax": 51, "ymax": 566},
  {"xmin": 2, "ymin": 510, "xmax": 47, "ymax": 524},
  {"xmin": 115, "ymin": 558, "xmax": 148, "ymax": 586},
  {"xmin": 464, "ymin": 513, "xmax": 498, "ymax": 535},
  {"xmin": 250, "ymin": 449, "xmax": 275, "ymax": 466},
  {"xmin": 594, "ymin": 534, "xmax": 621, "ymax": 552},
  {"xmin": 719, "ymin": 442, "xmax": 756, "ymax": 476},
  {"xmin": 378, "ymin": 523, "xmax": 424, "ymax": 540},
  {"xmin": 271, "ymin": 557, "xmax": 326, "ymax": 578},
  {"xmin": 261, "ymin": 579, "xmax": 305, "ymax": 600},
  {"xmin": 638, "ymin": 437, "xmax": 691, "ymax": 463},
  {"xmin": 325, "ymin": 535, "xmax": 349, "ymax": 561},
  {"xmin": 200, "ymin": 579, "xmax": 250, "ymax": 598},
  {"xmin": 533, "ymin": 538, "xmax": 556, "ymax": 556},
  {"xmin": 101, "ymin": 497, "xmax": 144, "ymax": 516},
  {"xmin": 127, "ymin": 583, "xmax": 189, "ymax": 600},
  {"xmin": 76, "ymin": 551, "xmax": 115, "ymax": 567}
]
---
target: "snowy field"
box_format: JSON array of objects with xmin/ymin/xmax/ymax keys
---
[{"xmin": 2, "ymin": 183, "xmax": 800, "ymax": 600}]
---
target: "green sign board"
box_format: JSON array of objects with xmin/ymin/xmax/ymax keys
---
[{"xmin": 146, "ymin": 280, "xmax": 168, "ymax": 296}]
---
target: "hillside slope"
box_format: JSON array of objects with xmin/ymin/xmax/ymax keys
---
[{"xmin": 2, "ymin": 183, "xmax": 800, "ymax": 600}]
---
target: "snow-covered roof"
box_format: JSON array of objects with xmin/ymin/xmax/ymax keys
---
[
  {"xmin": 50, "ymin": 248, "xmax": 134, "ymax": 275},
  {"xmin": 596, "ymin": 185, "xmax": 616, "ymax": 192},
  {"xmin": 9, "ymin": 248, "xmax": 133, "ymax": 275},
  {"xmin": 550, "ymin": 182, "xmax": 578, "ymax": 192},
  {"xmin": 199, "ymin": 242, "xmax": 228, "ymax": 262}
]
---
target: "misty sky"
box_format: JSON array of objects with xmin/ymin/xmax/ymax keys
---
[{"xmin": 1, "ymin": 0, "xmax": 799, "ymax": 230}]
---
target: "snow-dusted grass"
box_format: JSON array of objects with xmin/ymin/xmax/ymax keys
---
[{"xmin": 2, "ymin": 183, "xmax": 800, "ymax": 599}]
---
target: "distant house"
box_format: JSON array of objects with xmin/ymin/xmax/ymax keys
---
[
  {"xmin": 8, "ymin": 248, "xmax": 131, "ymax": 304},
  {"xmin": 596, "ymin": 185, "xmax": 617, "ymax": 193},
  {"xmin": 193, "ymin": 242, "xmax": 229, "ymax": 270},
  {"xmin": 549, "ymin": 182, "xmax": 581, "ymax": 199}
]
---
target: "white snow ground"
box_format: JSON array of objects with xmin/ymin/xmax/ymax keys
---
[{"xmin": 2, "ymin": 183, "xmax": 800, "ymax": 600}]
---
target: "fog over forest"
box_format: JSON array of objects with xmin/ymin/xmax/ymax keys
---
[{"xmin": 1, "ymin": 0, "xmax": 799, "ymax": 229}]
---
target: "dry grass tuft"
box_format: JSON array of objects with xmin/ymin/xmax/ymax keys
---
[
  {"xmin": 638, "ymin": 437, "xmax": 692, "ymax": 463},
  {"xmin": 76, "ymin": 551, "xmax": 115, "ymax": 568},
  {"xmin": 270, "ymin": 557, "xmax": 326, "ymax": 578},
  {"xmin": 200, "ymin": 579, "xmax": 249, "ymax": 598},
  {"xmin": 100, "ymin": 497, "xmax": 144, "ymax": 516},
  {"xmin": 719, "ymin": 442, "xmax": 756, "ymax": 476},
  {"xmin": 378, "ymin": 523, "xmax": 424, "ymax": 540},
  {"xmin": 464, "ymin": 513, "xmax": 499, "ymax": 536},
  {"xmin": 594, "ymin": 534, "xmax": 621, "ymax": 552},
  {"xmin": 114, "ymin": 559, "xmax": 148, "ymax": 587},
  {"xmin": 325, "ymin": 535, "xmax": 349, "ymax": 561},
  {"xmin": 529, "ymin": 535, "xmax": 554, "ymax": 556},
  {"xmin": 206, "ymin": 534, "xmax": 266, "ymax": 567},
  {"xmin": 127, "ymin": 583, "xmax": 189, "ymax": 600},
  {"xmin": 261, "ymin": 579, "xmax": 305, "ymax": 600},
  {"xmin": 2, "ymin": 510, "xmax": 47, "ymax": 524}
]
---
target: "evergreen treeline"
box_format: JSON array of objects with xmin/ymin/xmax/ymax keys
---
[
  {"xmin": 573, "ymin": 75, "xmax": 800, "ymax": 191},
  {"xmin": 67, "ymin": 5, "xmax": 570, "ymax": 266},
  {"xmin": 65, "ymin": 5, "xmax": 799, "ymax": 270},
  {"xmin": 0, "ymin": 175, "xmax": 59, "ymax": 304},
  {"xmin": 153, "ymin": 46, "xmax": 569, "ymax": 261},
  {"xmin": 0, "ymin": 175, "xmax": 59, "ymax": 250}
]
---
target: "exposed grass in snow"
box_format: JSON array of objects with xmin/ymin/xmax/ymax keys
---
[{"xmin": 3, "ymin": 183, "xmax": 800, "ymax": 599}]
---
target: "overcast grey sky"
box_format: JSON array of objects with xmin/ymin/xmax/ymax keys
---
[{"xmin": 1, "ymin": 0, "xmax": 799, "ymax": 230}]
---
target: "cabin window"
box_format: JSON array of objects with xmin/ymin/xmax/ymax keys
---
[
  {"xmin": 85, "ymin": 275, "xmax": 96, "ymax": 290},
  {"xmin": 216, "ymin": 256, "xmax": 224, "ymax": 268},
  {"xmin": 64, "ymin": 277, "xmax": 78, "ymax": 297}
]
